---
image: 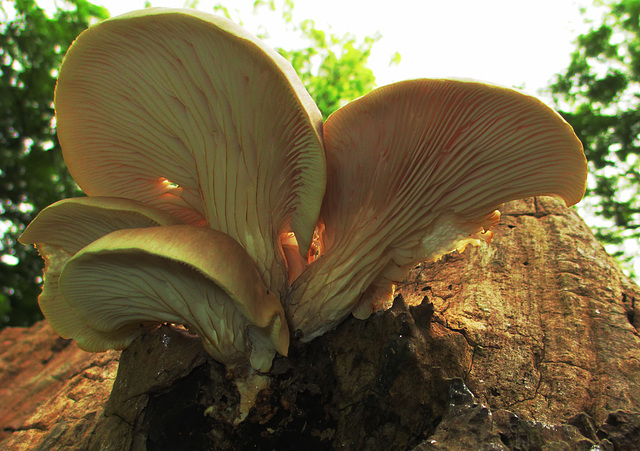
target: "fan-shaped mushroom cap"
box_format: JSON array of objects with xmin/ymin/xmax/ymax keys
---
[
  {"xmin": 54, "ymin": 8, "xmax": 325, "ymax": 294},
  {"xmin": 58, "ymin": 225, "xmax": 288, "ymax": 371},
  {"xmin": 18, "ymin": 197, "xmax": 183, "ymax": 344},
  {"xmin": 287, "ymin": 79, "xmax": 587, "ymax": 341}
]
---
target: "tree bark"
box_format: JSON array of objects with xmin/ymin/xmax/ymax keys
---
[{"xmin": 2, "ymin": 197, "xmax": 639, "ymax": 450}]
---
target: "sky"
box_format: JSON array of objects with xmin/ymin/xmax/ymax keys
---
[{"xmin": 94, "ymin": 0, "xmax": 597, "ymax": 99}]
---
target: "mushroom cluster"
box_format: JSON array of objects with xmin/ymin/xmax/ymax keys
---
[{"xmin": 20, "ymin": 8, "xmax": 587, "ymax": 372}]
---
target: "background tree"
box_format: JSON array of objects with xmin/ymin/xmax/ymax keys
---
[
  {"xmin": 0, "ymin": 0, "xmax": 379, "ymax": 329},
  {"xmin": 0, "ymin": 0, "xmax": 108, "ymax": 328},
  {"xmin": 549, "ymin": 0, "xmax": 640, "ymax": 277}
]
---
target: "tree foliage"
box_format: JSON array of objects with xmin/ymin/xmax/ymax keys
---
[
  {"xmin": 0, "ymin": 0, "xmax": 379, "ymax": 328},
  {"xmin": 276, "ymin": 20, "xmax": 377, "ymax": 119},
  {"xmin": 0, "ymin": 0, "xmax": 108, "ymax": 328},
  {"xmin": 549, "ymin": 0, "xmax": 640, "ymax": 275}
]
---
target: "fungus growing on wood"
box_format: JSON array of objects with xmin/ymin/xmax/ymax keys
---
[
  {"xmin": 21, "ymin": 8, "xmax": 587, "ymax": 372},
  {"xmin": 286, "ymin": 79, "xmax": 586, "ymax": 341}
]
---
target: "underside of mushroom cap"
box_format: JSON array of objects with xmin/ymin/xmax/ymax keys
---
[
  {"xmin": 321, "ymin": 80, "xmax": 586, "ymax": 249},
  {"xmin": 19, "ymin": 197, "xmax": 184, "ymax": 253},
  {"xmin": 54, "ymin": 8, "xmax": 326, "ymax": 294},
  {"xmin": 287, "ymin": 79, "xmax": 587, "ymax": 341},
  {"xmin": 18, "ymin": 197, "xmax": 184, "ymax": 342},
  {"xmin": 58, "ymin": 224, "xmax": 289, "ymax": 371}
]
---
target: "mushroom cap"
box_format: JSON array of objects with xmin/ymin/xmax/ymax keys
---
[
  {"xmin": 18, "ymin": 197, "xmax": 184, "ymax": 342},
  {"xmin": 19, "ymin": 196, "xmax": 184, "ymax": 253},
  {"xmin": 54, "ymin": 8, "xmax": 326, "ymax": 294},
  {"xmin": 59, "ymin": 225, "xmax": 289, "ymax": 371},
  {"xmin": 321, "ymin": 79, "xmax": 586, "ymax": 250},
  {"xmin": 288, "ymin": 79, "xmax": 587, "ymax": 340}
]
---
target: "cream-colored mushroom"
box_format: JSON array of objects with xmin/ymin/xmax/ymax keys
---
[
  {"xmin": 57, "ymin": 225, "xmax": 288, "ymax": 371},
  {"xmin": 19, "ymin": 197, "xmax": 183, "ymax": 344},
  {"xmin": 286, "ymin": 79, "xmax": 587, "ymax": 341},
  {"xmin": 54, "ymin": 8, "xmax": 326, "ymax": 295}
]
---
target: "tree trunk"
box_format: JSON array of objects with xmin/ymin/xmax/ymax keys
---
[{"xmin": 2, "ymin": 197, "xmax": 639, "ymax": 450}]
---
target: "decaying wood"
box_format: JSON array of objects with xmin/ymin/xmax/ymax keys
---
[{"xmin": 1, "ymin": 197, "xmax": 639, "ymax": 450}]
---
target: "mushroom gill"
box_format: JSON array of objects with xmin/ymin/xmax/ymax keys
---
[
  {"xmin": 54, "ymin": 8, "xmax": 326, "ymax": 296},
  {"xmin": 58, "ymin": 225, "xmax": 288, "ymax": 372},
  {"xmin": 285, "ymin": 79, "xmax": 587, "ymax": 342}
]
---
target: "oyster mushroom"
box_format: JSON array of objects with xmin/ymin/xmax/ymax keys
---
[
  {"xmin": 19, "ymin": 197, "xmax": 183, "ymax": 345},
  {"xmin": 54, "ymin": 8, "xmax": 326, "ymax": 295},
  {"xmin": 19, "ymin": 8, "xmax": 331, "ymax": 371},
  {"xmin": 57, "ymin": 225, "xmax": 288, "ymax": 372},
  {"xmin": 20, "ymin": 197, "xmax": 288, "ymax": 371},
  {"xmin": 286, "ymin": 79, "xmax": 587, "ymax": 341},
  {"xmin": 20, "ymin": 9, "xmax": 588, "ymax": 370}
]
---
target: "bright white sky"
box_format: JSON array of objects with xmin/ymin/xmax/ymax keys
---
[{"xmin": 95, "ymin": 0, "xmax": 596, "ymax": 98}]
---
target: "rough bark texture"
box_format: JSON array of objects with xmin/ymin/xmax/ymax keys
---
[
  {"xmin": 1, "ymin": 197, "xmax": 639, "ymax": 450},
  {"xmin": 0, "ymin": 322, "xmax": 119, "ymax": 447}
]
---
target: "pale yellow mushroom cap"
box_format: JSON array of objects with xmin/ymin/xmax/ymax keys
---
[
  {"xmin": 59, "ymin": 225, "xmax": 289, "ymax": 371},
  {"xmin": 18, "ymin": 197, "xmax": 184, "ymax": 345},
  {"xmin": 54, "ymin": 8, "xmax": 326, "ymax": 295}
]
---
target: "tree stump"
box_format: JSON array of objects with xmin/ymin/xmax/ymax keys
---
[{"xmin": 2, "ymin": 197, "xmax": 639, "ymax": 450}]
